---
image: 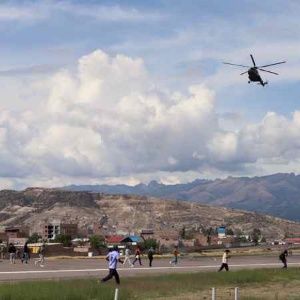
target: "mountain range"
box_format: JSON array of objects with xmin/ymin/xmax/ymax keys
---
[{"xmin": 63, "ymin": 173, "xmax": 300, "ymax": 221}]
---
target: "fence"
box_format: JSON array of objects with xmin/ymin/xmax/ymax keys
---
[
  {"xmin": 113, "ymin": 287, "xmax": 240, "ymax": 300},
  {"xmin": 211, "ymin": 287, "xmax": 239, "ymax": 300}
]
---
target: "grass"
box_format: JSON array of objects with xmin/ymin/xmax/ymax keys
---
[{"xmin": 0, "ymin": 268, "xmax": 300, "ymax": 299}]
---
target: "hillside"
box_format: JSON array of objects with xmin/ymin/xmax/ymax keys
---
[
  {"xmin": 0, "ymin": 188, "xmax": 300, "ymax": 240},
  {"xmin": 63, "ymin": 173, "xmax": 300, "ymax": 221}
]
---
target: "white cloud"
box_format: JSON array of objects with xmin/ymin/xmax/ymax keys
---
[
  {"xmin": 0, "ymin": 2, "xmax": 47, "ymax": 22},
  {"xmin": 0, "ymin": 1, "xmax": 163, "ymax": 23},
  {"xmin": 1, "ymin": 49, "xmax": 300, "ymax": 188},
  {"xmin": 55, "ymin": 2, "xmax": 164, "ymax": 22}
]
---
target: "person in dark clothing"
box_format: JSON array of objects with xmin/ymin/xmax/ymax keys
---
[
  {"xmin": 279, "ymin": 249, "xmax": 288, "ymax": 268},
  {"xmin": 101, "ymin": 246, "xmax": 123, "ymax": 285},
  {"xmin": 21, "ymin": 242, "xmax": 30, "ymax": 264},
  {"xmin": 132, "ymin": 247, "xmax": 142, "ymax": 266},
  {"xmin": 218, "ymin": 249, "xmax": 230, "ymax": 272},
  {"xmin": 148, "ymin": 247, "xmax": 154, "ymax": 267}
]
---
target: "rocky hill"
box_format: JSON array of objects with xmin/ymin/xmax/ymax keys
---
[
  {"xmin": 63, "ymin": 173, "xmax": 300, "ymax": 221},
  {"xmin": 0, "ymin": 188, "xmax": 300, "ymax": 240}
]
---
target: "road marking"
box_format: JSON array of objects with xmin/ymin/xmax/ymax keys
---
[{"xmin": 0, "ymin": 262, "xmax": 299, "ymax": 274}]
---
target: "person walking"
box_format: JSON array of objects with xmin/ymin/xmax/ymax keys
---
[
  {"xmin": 35, "ymin": 243, "xmax": 46, "ymax": 267},
  {"xmin": 279, "ymin": 249, "xmax": 288, "ymax": 269},
  {"xmin": 0, "ymin": 245, "xmax": 5, "ymax": 260},
  {"xmin": 123, "ymin": 247, "xmax": 133, "ymax": 267},
  {"xmin": 101, "ymin": 245, "xmax": 123, "ymax": 285},
  {"xmin": 148, "ymin": 247, "xmax": 154, "ymax": 267},
  {"xmin": 170, "ymin": 246, "xmax": 179, "ymax": 266},
  {"xmin": 132, "ymin": 247, "xmax": 142, "ymax": 266},
  {"xmin": 8, "ymin": 243, "xmax": 16, "ymax": 264},
  {"xmin": 218, "ymin": 249, "xmax": 230, "ymax": 272},
  {"xmin": 21, "ymin": 241, "xmax": 30, "ymax": 264}
]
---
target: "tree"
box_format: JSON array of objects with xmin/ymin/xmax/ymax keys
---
[
  {"xmin": 142, "ymin": 238, "xmax": 158, "ymax": 250},
  {"xmin": 54, "ymin": 234, "xmax": 72, "ymax": 247},
  {"xmin": 225, "ymin": 228, "xmax": 234, "ymax": 236},
  {"xmin": 207, "ymin": 235, "xmax": 211, "ymax": 245},
  {"xmin": 27, "ymin": 233, "xmax": 42, "ymax": 243},
  {"xmin": 251, "ymin": 228, "xmax": 261, "ymax": 245},
  {"xmin": 89, "ymin": 235, "xmax": 105, "ymax": 250},
  {"xmin": 180, "ymin": 226, "xmax": 186, "ymax": 239}
]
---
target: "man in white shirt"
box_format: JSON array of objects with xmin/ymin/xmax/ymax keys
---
[
  {"xmin": 101, "ymin": 246, "xmax": 123, "ymax": 284},
  {"xmin": 123, "ymin": 247, "xmax": 133, "ymax": 267},
  {"xmin": 218, "ymin": 249, "xmax": 230, "ymax": 272}
]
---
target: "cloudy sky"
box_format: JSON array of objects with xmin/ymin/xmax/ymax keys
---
[{"xmin": 0, "ymin": 0, "xmax": 300, "ymax": 189}]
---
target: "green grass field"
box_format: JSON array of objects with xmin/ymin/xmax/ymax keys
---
[{"xmin": 1, "ymin": 268, "xmax": 300, "ymax": 299}]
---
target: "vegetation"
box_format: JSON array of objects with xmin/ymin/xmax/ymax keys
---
[
  {"xmin": 89, "ymin": 235, "xmax": 105, "ymax": 250},
  {"xmin": 251, "ymin": 228, "xmax": 262, "ymax": 245},
  {"xmin": 142, "ymin": 238, "xmax": 158, "ymax": 250},
  {"xmin": 27, "ymin": 233, "xmax": 42, "ymax": 243},
  {"xmin": 54, "ymin": 234, "xmax": 72, "ymax": 247},
  {"xmin": 225, "ymin": 228, "xmax": 234, "ymax": 235},
  {"xmin": 1, "ymin": 268, "xmax": 300, "ymax": 299}
]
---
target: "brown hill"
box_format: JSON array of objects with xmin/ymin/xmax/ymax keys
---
[{"xmin": 0, "ymin": 188, "xmax": 299, "ymax": 240}]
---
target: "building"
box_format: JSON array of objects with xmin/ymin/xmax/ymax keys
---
[
  {"xmin": 105, "ymin": 235, "xmax": 124, "ymax": 246},
  {"xmin": 121, "ymin": 235, "xmax": 143, "ymax": 245},
  {"xmin": 5, "ymin": 226, "xmax": 29, "ymax": 239},
  {"xmin": 140, "ymin": 229, "xmax": 154, "ymax": 240},
  {"xmin": 43, "ymin": 222, "xmax": 78, "ymax": 240},
  {"xmin": 217, "ymin": 226, "xmax": 226, "ymax": 239},
  {"xmin": 284, "ymin": 238, "xmax": 300, "ymax": 245},
  {"xmin": 8, "ymin": 237, "xmax": 27, "ymax": 246}
]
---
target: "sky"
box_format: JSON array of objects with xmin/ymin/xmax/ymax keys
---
[{"xmin": 0, "ymin": 0, "xmax": 300, "ymax": 189}]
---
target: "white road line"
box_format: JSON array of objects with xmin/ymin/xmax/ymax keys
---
[{"xmin": 0, "ymin": 262, "xmax": 299, "ymax": 275}]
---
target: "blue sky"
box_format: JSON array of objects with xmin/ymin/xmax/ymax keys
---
[
  {"xmin": 1, "ymin": 1, "xmax": 299, "ymax": 116},
  {"xmin": 0, "ymin": 0, "xmax": 300, "ymax": 188}
]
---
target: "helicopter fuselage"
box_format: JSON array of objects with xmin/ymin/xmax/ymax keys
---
[{"xmin": 248, "ymin": 67, "xmax": 266, "ymax": 86}]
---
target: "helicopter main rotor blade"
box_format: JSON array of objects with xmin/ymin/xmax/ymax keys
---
[
  {"xmin": 250, "ymin": 54, "xmax": 256, "ymax": 67},
  {"xmin": 223, "ymin": 62, "xmax": 250, "ymax": 68},
  {"xmin": 258, "ymin": 68, "xmax": 279, "ymax": 75},
  {"xmin": 240, "ymin": 71, "xmax": 248, "ymax": 75},
  {"xmin": 259, "ymin": 61, "xmax": 286, "ymax": 68}
]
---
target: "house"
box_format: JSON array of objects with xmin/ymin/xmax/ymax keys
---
[
  {"xmin": 284, "ymin": 238, "xmax": 300, "ymax": 245},
  {"xmin": 105, "ymin": 235, "xmax": 124, "ymax": 245},
  {"xmin": 140, "ymin": 229, "xmax": 154, "ymax": 240},
  {"xmin": 217, "ymin": 226, "xmax": 226, "ymax": 239},
  {"xmin": 5, "ymin": 227, "xmax": 29, "ymax": 239},
  {"xmin": 121, "ymin": 235, "xmax": 143, "ymax": 245}
]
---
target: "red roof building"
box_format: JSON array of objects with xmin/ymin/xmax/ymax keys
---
[
  {"xmin": 105, "ymin": 235, "xmax": 124, "ymax": 244},
  {"xmin": 284, "ymin": 238, "xmax": 300, "ymax": 245}
]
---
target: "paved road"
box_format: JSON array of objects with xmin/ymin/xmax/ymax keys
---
[{"xmin": 0, "ymin": 255, "xmax": 299, "ymax": 281}]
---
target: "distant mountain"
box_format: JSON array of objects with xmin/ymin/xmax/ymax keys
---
[
  {"xmin": 63, "ymin": 173, "xmax": 300, "ymax": 221},
  {"xmin": 63, "ymin": 179, "xmax": 207, "ymax": 197},
  {"xmin": 1, "ymin": 187, "xmax": 300, "ymax": 240}
]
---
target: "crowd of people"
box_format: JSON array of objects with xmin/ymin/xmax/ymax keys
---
[
  {"xmin": 0, "ymin": 241, "xmax": 291, "ymax": 286},
  {"xmin": 4, "ymin": 242, "xmax": 46, "ymax": 267},
  {"xmin": 101, "ymin": 246, "xmax": 292, "ymax": 285}
]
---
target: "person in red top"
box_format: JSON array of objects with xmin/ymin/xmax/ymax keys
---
[{"xmin": 132, "ymin": 247, "xmax": 142, "ymax": 266}]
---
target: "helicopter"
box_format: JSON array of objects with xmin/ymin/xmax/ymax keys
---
[{"xmin": 223, "ymin": 54, "xmax": 286, "ymax": 86}]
